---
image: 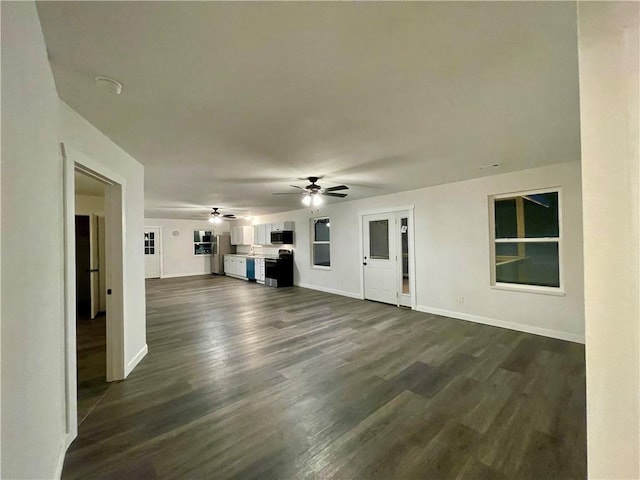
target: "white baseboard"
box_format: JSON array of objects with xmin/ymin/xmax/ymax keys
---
[
  {"xmin": 297, "ymin": 282, "xmax": 362, "ymax": 300},
  {"xmin": 55, "ymin": 436, "xmax": 67, "ymax": 479},
  {"xmin": 416, "ymin": 305, "xmax": 585, "ymax": 344},
  {"xmin": 161, "ymin": 272, "xmax": 211, "ymax": 279},
  {"xmin": 125, "ymin": 344, "xmax": 148, "ymax": 376}
]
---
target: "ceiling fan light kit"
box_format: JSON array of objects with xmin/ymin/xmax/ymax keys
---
[
  {"xmin": 209, "ymin": 207, "xmax": 235, "ymax": 223},
  {"xmin": 273, "ymin": 176, "xmax": 349, "ymax": 207}
]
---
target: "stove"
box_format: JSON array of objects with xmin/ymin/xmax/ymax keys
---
[{"xmin": 265, "ymin": 249, "xmax": 293, "ymax": 287}]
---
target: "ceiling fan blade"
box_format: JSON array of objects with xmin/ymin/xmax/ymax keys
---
[
  {"xmin": 324, "ymin": 185, "xmax": 349, "ymax": 192},
  {"xmin": 322, "ymin": 192, "xmax": 348, "ymax": 198},
  {"xmin": 290, "ymin": 185, "xmax": 305, "ymax": 190},
  {"xmin": 272, "ymin": 192, "xmax": 302, "ymax": 195},
  {"xmin": 223, "ymin": 214, "xmax": 236, "ymax": 218}
]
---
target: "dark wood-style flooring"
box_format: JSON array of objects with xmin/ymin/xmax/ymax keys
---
[
  {"xmin": 63, "ymin": 275, "xmax": 586, "ymax": 479},
  {"xmin": 76, "ymin": 311, "xmax": 108, "ymax": 425}
]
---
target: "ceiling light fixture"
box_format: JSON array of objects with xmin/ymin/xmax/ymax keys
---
[
  {"xmin": 312, "ymin": 194, "xmax": 323, "ymax": 206},
  {"xmin": 95, "ymin": 76, "xmax": 123, "ymax": 95},
  {"xmin": 302, "ymin": 195, "xmax": 312, "ymax": 206},
  {"xmin": 479, "ymin": 163, "xmax": 501, "ymax": 170}
]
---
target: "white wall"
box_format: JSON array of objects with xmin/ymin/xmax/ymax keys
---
[
  {"xmin": 578, "ymin": 2, "xmax": 640, "ymax": 478},
  {"xmin": 144, "ymin": 218, "xmax": 230, "ymax": 278},
  {"xmin": 253, "ymin": 162, "xmax": 585, "ymax": 342},
  {"xmin": 60, "ymin": 103, "xmax": 147, "ymax": 376},
  {"xmin": 1, "ymin": 2, "xmax": 66, "ymax": 477},
  {"xmin": 75, "ymin": 194, "xmax": 104, "ymax": 215}
]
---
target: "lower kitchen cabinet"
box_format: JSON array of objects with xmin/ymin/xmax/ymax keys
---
[{"xmin": 224, "ymin": 255, "xmax": 247, "ymax": 279}]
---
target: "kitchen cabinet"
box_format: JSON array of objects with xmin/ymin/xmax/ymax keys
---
[
  {"xmin": 231, "ymin": 226, "xmax": 254, "ymax": 246},
  {"xmin": 253, "ymin": 224, "xmax": 267, "ymax": 246},
  {"xmin": 250, "ymin": 222, "xmax": 294, "ymax": 245},
  {"xmin": 264, "ymin": 223, "xmax": 273, "ymax": 245},
  {"xmin": 224, "ymin": 255, "xmax": 247, "ymax": 279},
  {"xmin": 271, "ymin": 221, "xmax": 294, "ymax": 232}
]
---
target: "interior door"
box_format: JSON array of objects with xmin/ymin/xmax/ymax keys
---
[
  {"xmin": 144, "ymin": 228, "xmax": 161, "ymax": 279},
  {"xmin": 363, "ymin": 213, "xmax": 397, "ymax": 305},
  {"xmin": 397, "ymin": 212, "xmax": 412, "ymax": 307},
  {"xmin": 89, "ymin": 213, "xmax": 100, "ymax": 319},
  {"xmin": 98, "ymin": 216, "xmax": 107, "ymax": 312}
]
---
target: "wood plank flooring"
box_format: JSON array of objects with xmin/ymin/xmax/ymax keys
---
[
  {"xmin": 76, "ymin": 312, "xmax": 108, "ymax": 425},
  {"xmin": 62, "ymin": 275, "xmax": 586, "ymax": 479}
]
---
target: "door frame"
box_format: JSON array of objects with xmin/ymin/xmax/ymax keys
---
[
  {"xmin": 143, "ymin": 226, "xmax": 164, "ymax": 279},
  {"xmin": 358, "ymin": 205, "xmax": 417, "ymax": 310},
  {"xmin": 62, "ymin": 143, "xmax": 128, "ymax": 448}
]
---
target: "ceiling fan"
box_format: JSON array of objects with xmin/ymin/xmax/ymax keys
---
[
  {"xmin": 273, "ymin": 176, "xmax": 349, "ymax": 206},
  {"xmin": 208, "ymin": 207, "xmax": 236, "ymax": 224}
]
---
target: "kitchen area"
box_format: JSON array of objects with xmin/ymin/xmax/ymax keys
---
[{"xmin": 213, "ymin": 221, "xmax": 294, "ymax": 287}]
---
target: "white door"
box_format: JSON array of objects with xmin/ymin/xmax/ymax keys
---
[
  {"xmin": 363, "ymin": 213, "xmax": 397, "ymax": 305},
  {"xmin": 89, "ymin": 214, "xmax": 100, "ymax": 319},
  {"xmin": 397, "ymin": 212, "xmax": 412, "ymax": 307},
  {"xmin": 144, "ymin": 228, "xmax": 161, "ymax": 278},
  {"xmin": 98, "ymin": 216, "xmax": 107, "ymax": 312}
]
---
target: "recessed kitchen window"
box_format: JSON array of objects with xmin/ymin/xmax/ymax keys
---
[
  {"xmin": 194, "ymin": 230, "xmax": 213, "ymax": 255},
  {"xmin": 311, "ymin": 217, "xmax": 330, "ymax": 268}
]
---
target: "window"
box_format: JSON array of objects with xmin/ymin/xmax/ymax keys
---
[
  {"xmin": 491, "ymin": 189, "xmax": 561, "ymax": 291},
  {"xmin": 144, "ymin": 231, "xmax": 155, "ymax": 255},
  {"xmin": 194, "ymin": 230, "xmax": 213, "ymax": 255},
  {"xmin": 312, "ymin": 218, "xmax": 330, "ymax": 267}
]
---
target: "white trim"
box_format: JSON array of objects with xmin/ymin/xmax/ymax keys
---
[
  {"xmin": 495, "ymin": 237, "xmax": 560, "ymax": 243},
  {"xmin": 415, "ymin": 305, "xmax": 585, "ymax": 344},
  {"xmin": 61, "ymin": 145, "xmax": 78, "ymax": 445},
  {"xmin": 125, "ymin": 344, "xmax": 148, "ymax": 377},
  {"xmin": 297, "ymin": 282, "xmax": 362, "ymax": 300},
  {"xmin": 310, "ymin": 216, "xmax": 331, "ymax": 268},
  {"xmin": 53, "ymin": 438, "xmax": 68, "ymax": 479},
  {"xmin": 358, "ymin": 204, "xmax": 416, "ymax": 217},
  {"xmin": 63, "ymin": 144, "xmax": 129, "ymax": 453},
  {"xmin": 55, "ymin": 437, "xmax": 67, "ymax": 479},
  {"xmin": 492, "ymin": 283, "xmax": 566, "ymax": 296},
  {"xmin": 310, "ymin": 265, "xmax": 331, "ymax": 271},
  {"xmin": 492, "ymin": 186, "xmax": 562, "ymax": 199}
]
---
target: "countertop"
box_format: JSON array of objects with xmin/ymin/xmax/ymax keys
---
[{"xmin": 224, "ymin": 253, "xmax": 279, "ymax": 259}]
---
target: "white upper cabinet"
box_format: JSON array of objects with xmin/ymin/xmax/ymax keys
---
[
  {"xmin": 271, "ymin": 221, "xmax": 294, "ymax": 232},
  {"xmin": 246, "ymin": 221, "xmax": 294, "ymax": 245},
  {"xmin": 253, "ymin": 224, "xmax": 267, "ymax": 245},
  {"xmin": 230, "ymin": 226, "xmax": 254, "ymax": 245}
]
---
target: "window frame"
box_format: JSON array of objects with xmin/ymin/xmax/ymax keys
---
[
  {"xmin": 488, "ymin": 187, "xmax": 565, "ymax": 296},
  {"xmin": 144, "ymin": 230, "xmax": 156, "ymax": 255},
  {"xmin": 311, "ymin": 217, "xmax": 331, "ymax": 270},
  {"xmin": 193, "ymin": 229, "xmax": 213, "ymax": 256}
]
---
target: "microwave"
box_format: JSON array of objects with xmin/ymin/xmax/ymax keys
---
[{"xmin": 270, "ymin": 230, "xmax": 293, "ymax": 244}]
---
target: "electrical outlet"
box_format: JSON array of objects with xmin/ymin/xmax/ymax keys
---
[{"xmin": 457, "ymin": 295, "xmax": 464, "ymax": 304}]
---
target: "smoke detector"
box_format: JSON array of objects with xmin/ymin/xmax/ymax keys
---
[{"xmin": 95, "ymin": 76, "xmax": 123, "ymax": 95}]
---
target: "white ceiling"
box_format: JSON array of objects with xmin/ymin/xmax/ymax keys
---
[
  {"xmin": 75, "ymin": 171, "xmax": 105, "ymax": 197},
  {"xmin": 37, "ymin": 1, "xmax": 581, "ymax": 219}
]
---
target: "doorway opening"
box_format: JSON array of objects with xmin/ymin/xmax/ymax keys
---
[
  {"xmin": 361, "ymin": 207, "xmax": 416, "ymax": 308},
  {"xmin": 63, "ymin": 142, "xmax": 128, "ymax": 448},
  {"xmin": 74, "ymin": 171, "xmax": 108, "ymax": 425}
]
